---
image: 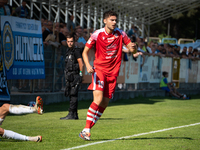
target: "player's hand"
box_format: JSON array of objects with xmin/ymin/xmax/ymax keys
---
[
  {"xmin": 133, "ymin": 52, "xmax": 143, "ymax": 57},
  {"xmin": 87, "ymin": 65, "xmax": 94, "ymax": 74}
]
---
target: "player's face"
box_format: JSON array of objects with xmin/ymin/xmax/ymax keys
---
[
  {"xmin": 104, "ymin": 16, "xmax": 117, "ymax": 32},
  {"xmin": 67, "ymin": 37, "xmax": 74, "ymax": 48}
]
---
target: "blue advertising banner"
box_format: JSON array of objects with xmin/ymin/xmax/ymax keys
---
[
  {"xmin": 0, "ymin": 37, "xmax": 10, "ymax": 101},
  {"xmin": 1, "ymin": 16, "xmax": 45, "ymax": 79}
]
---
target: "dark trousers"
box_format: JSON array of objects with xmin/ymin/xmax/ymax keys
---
[{"xmin": 69, "ymin": 93, "xmax": 78, "ymax": 112}]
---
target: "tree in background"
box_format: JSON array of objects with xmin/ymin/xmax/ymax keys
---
[{"xmin": 150, "ymin": 6, "xmax": 200, "ymax": 40}]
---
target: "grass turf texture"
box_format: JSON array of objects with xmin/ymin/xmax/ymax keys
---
[{"xmin": 1, "ymin": 95, "xmax": 200, "ymax": 150}]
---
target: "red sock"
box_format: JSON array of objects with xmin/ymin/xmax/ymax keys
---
[{"xmin": 84, "ymin": 102, "xmax": 105, "ymax": 132}]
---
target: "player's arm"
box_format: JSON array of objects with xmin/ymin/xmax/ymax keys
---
[
  {"xmin": 122, "ymin": 45, "xmax": 130, "ymax": 53},
  {"xmin": 82, "ymin": 46, "xmax": 94, "ymax": 73},
  {"xmin": 77, "ymin": 58, "xmax": 84, "ymax": 73},
  {"xmin": 126, "ymin": 42, "xmax": 143, "ymax": 57}
]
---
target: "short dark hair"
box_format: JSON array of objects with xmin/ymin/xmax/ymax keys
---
[
  {"xmin": 103, "ymin": 10, "xmax": 117, "ymax": 19},
  {"xmin": 66, "ymin": 33, "xmax": 75, "ymax": 41},
  {"xmin": 162, "ymin": 71, "xmax": 168, "ymax": 76}
]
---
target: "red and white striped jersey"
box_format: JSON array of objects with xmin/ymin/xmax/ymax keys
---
[{"xmin": 86, "ymin": 27, "xmax": 131, "ymax": 76}]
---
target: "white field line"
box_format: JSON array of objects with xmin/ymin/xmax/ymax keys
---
[{"xmin": 61, "ymin": 122, "xmax": 200, "ymax": 150}]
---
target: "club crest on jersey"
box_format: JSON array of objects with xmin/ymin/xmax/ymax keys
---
[
  {"xmin": 3, "ymin": 22, "xmax": 14, "ymax": 71},
  {"xmin": 114, "ymin": 33, "xmax": 118, "ymax": 38}
]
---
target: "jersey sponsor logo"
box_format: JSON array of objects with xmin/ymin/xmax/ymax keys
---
[
  {"xmin": 107, "ymin": 37, "xmax": 115, "ymax": 42},
  {"xmin": 3, "ymin": 22, "xmax": 14, "ymax": 70},
  {"xmin": 87, "ymin": 37, "xmax": 93, "ymax": 44},
  {"xmin": 107, "ymin": 44, "xmax": 117, "ymax": 50}
]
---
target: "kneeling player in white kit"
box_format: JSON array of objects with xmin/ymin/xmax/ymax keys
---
[{"xmin": 0, "ymin": 96, "xmax": 43, "ymax": 142}]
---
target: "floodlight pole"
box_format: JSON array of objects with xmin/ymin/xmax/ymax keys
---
[
  {"xmin": 30, "ymin": 0, "xmax": 33, "ymax": 19},
  {"xmin": 142, "ymin": 17, "xmax": 144, "ymax": 38},
  {"xmin": 73, "ymin": 1, "xmax": 76, "ymax": 26},
  {"xmin": 87, "ymin": 6, "xmax": 91, "ymax": 29},
  {"xmin": 118, "ymin": 13, "xmax": 121, "ymax": 29},
  {"xmin": 147, "ymin": 24, "xmax": 150, "ymax": 42},
  {"xmin": 65, "ymin": 2, "xmax": 68, "ymax": 24},
  {"xmin": 80, "ymin": 4, "xmax": 84, "ymax": 27},
  {"xmin": 168, "ymin": 18, "xmax": 170, "ymax": 37}
]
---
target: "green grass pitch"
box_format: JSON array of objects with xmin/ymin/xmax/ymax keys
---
[{"xmin": 1, "ymin": 95, "xmax": 200, "ymax": 150}]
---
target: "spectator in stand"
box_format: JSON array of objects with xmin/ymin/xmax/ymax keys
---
[
  {"xmin": 3, "ymin": 0, "xmax": 11, "ymax": 15},
  {"xmin": 182, "ymin": 46, "xmax": 187, "ymax": 53},
  {"xmin": 146, "ymin": 41, "xmax": 155, "ymax": 54},
  {"xmin": 136, "ymin": 42, "xmax": 146, "ymax": 67},
  {"xmin": 42, "ymin": 19, "xmax": 48, "ymax": 33},
  {"xmin": 13, "ymin": 0, "xmax": 29, "ymax": 18},
  {"xmin": 83, "ymin": 28, "xmax": 90, "ymax": 41},
  {"xmin": 76, "ymin": 26, "xmax": 87, "ymax": 45},
  {"xmin": 193, "ymin": 49, "xmax": 199, "ymax": 58},
  {"xmin": 166, "ymin": 44, "xmax": 176, "ymax": 57},
  {"xmin": 61, "ymin": 26, "xmax": 69, "ymax": 37},
  {"xmin": 74, "ymin": 26, "xmax": 86, "ymax": 50},
  {"xmin": 161, "ymin": 47, "xmax": 167, "ymax": 55},
  {"xmin": 187, "ymin": 46, "xmax": 193, "ymax": 56},
  {"xmin": 0, "ymin": 0, "xmax": 11, "ymax": 16},
  {"xmin": 42, "ymin": 20, "xmax": 53, "ymax": 44},
  {"xmin": 172, "ymin": 45, "xmax": 181, "ymax": 57},
  {"xmin": 42, "ymin": 20, "xmax": 54, "ymax": 91},
  {"xmin": 156, "ymin": 44, "xmax": 163, "ymax": 54},
  {"xmin": 163, "ymin": 43, "xmax": 168, "ymax": 49},
  {"xmin": 137, "ymin": 42, "xmax": 145, "ymax": 53},
  {"xmin": 188, "ymin": 53, "xmax": 194, "ymax": 59},
  {"xmin": 133, "ymin": 26, "xmax": 139, "ymax": 39},
  {"xmin": 175, "ymin": 45, "xmax": 181, "ymax": 56},
  {"xmin": 180, "ymin": 46, "xmax": 188, "ymax": 58},
  {"xmin": 198, "ymin": 50, "xmax": 200, "ymax": 58},
  {"xmin": 150, "ymin": 45, "xmax": 162, "ymax": 57},
  {"xmin": 0, "ymin": 1, "xmax": 6, "ymax": 15},
  {"xmin": 127, "ymin": 24, "xmax": 135, "ymax": 37},
  {"xmin": 55, "ymin": 22, "xmax": 67, "ymax": 47},
  {"xmin": 60, "ymin": 22, "xmax": 66, "ymax": 28},
  {"xmin": 54, "ymin": 23, "xmax": 68, "ymax": 90},
  {"xmin": 67, "ymin": 15, "xmax": 76, "ymax": 32},
  {"xmin": 88, "ymin": 27, "xmax": 93, "ymax": 36},
  {"xmin": 136, "ymin": 37, "xmax": 148, "ymax": 52},
  {"xmin": 154, "ymin": 42, "xmax": 159, "ymax": 50},
  {"xmin": 150, "ymin": 45, "xmax": 156, "ymax": 54}
]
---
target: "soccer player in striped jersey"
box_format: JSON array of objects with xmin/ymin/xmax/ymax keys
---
[{"xmin": 79, "ymin": 10, "xmax": 142, "ymax": 140}]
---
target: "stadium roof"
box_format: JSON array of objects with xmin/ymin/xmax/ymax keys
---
[
  {"xmin": 29, "ymin": 0, "xmax": 200, "ymax": 25},
  {"xmin": 12, "ymin": 0, "xmax": 200, "ymax": 32}
]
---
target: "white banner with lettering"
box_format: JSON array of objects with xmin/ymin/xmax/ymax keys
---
[
  {"xmin": 197, "ymin": 61, "xmax": 200, "ymax": 83},
  {"xmin": 125, "ymin": 55, "xmax": 140, "ymax": 83},
  {"xmin": 179, "ymin": 59, "xmax": 188, "ymax": 83},
  {"xmin": 161, "ymin": 57, "xmax": 172, "ymax": 82}
]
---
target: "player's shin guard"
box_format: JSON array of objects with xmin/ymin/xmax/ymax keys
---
[
  {"xmin": 83, "ymin": 102, "xmax": 105, "ymax": 133},
  {"xmin": 2, "ymin": 129, "xmax": 28, "ymax": 141},
  {"xmin": 9, "ymin": 104, "xmax": 36, "ymax": 114}
]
